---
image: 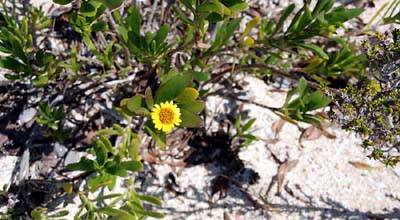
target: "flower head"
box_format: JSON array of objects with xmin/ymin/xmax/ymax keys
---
[{"xmin": 151, "ymin": 101, "xmax": 182, "ymax": 133}]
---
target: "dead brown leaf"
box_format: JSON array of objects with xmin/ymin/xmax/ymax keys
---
[
  {"xmin": 316, "ymin": 111, "xmax": 329, "ymax": 119},
  {"xmin": 143, "ymin": 152, "xmax": 158, "ymax": 164},
  {"xmin": 197, "ymin": 42, "xmax": 211, "ymax": 49},
  {"xmin": 265, "ymin": 138, "xmax": 280, "ymax": 144},
  {"xmin": 301, "ymin": 126, "xmax": 323, "ymax": 140},
  {"xmin": 277, "ymin": 159, "xmax": 299, "ymax": 194},
  {"xmin": 223, "ymin": 212, "xmax": 232, "ymax": 220},
  {"xmin": 321, "ymin": 129, "xmax": 336, "ymax": 139},
  {"xmin": 301, "ymin": 125, "xmax": 336, "ymax": 141},
  {"xmin": 271, "ymin": 119, "xmax": 286, "ymax": 138},
  {"xmin": 224, "ymin": 212, "xmax": 245, "ymax": 220},
  {"xmin": 349, "ymin": 161, "xmax": 380, "ymax": 171}
]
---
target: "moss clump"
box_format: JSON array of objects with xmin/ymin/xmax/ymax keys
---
[{"xmin": 333, "ymin": 30, "xmax": 400, "ymax": 166}]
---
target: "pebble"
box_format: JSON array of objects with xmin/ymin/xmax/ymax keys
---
[
  {"xmin": 0, "ymin": 156, "xmax": 18, "ymax": 189},
  {"xmin": 17, "ymin": 108, "xmax": 37, "ymax": 126}
]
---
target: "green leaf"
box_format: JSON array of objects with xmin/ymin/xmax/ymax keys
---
[
  {"xmin": 173, "ymin": 6, "xmax": 194, "ymax": 25},
  {"xmin": 31, "ymin": 209, "xmax": 46, "ymax": 220},
  {"xmin": 155, "ymin": 73, "xmax": 191, "ymax": 103},
  {"xmin": 192, "ymin": 71, "xmax": 210, "ymax": 81},
  {"xmin": 93, "ymin": 193, "xmax": 122, "ymax": 201},
  {"xmin": 120, "ymin": 160, "xmax": 143, "ymax": 171},
  {"xmin": 211, "ymin": 18, "xmax": 241, "ymax": 52},
  {"xmin": 181, "ymin": 0, "xmax": 195, "ymax": 12},
  {"xmin": 178, "ymin": 100, "xmax": 204, "ymax": 113},
  {"xmin": 53, "ymin": 0, "xmax": 72, "ymax": 5},
  {"xmin": 176, "ymin": 87, "xmax": 199, "ymax": 102},
  {"xmin": 326, "ymin": 7, "xmax": 363, "ymax": 24},
  {"xmin": 99, "ymin": 207, "xmax": 135, "ymax": 220},
  {"xmin": 229, "ymin": 2, "xmax": 248, "ymax": 12},
  {"xmin": 287, "ymin": 6, "xmax": 313, "ymax": 33},
  {"xmin": 144, "ymin": 121, "xmax": 166, "ymax": 149},
  {"xmin": 297, "ymin": 77, "xmax": 308, "ymax": 98},
  {"xmin": 235, "ymin": 114, "xmax": 242, "ymax": 130},
  {"xmin": 80, "ymin": 2, "xmax": 98, "ymax": 17},
  {"xmin": 33, "ymin": 75, "xmax": 50, "ymax": 87},
  {"xmin": 312, "ymin": 0, "xmax": 335, "ymax": 17},
  {"xmin": 153, "ymin": 25, "xmax": 170, "ymax": 49},
  {"xmin": 128, "ymin": 133, "xmax": 141, "ymax": 161},
  {"xmin": 121, "ymin": 95, "xmax": 146, "ymax": 114},
  {"xmin": 273, "ymin": 4, "xmax": 295, "ymax": 35},
  {"xmin": 48, "ymin": 210, "xmax": 69, "ymax": 218},
  {"xmin": 301, "ymin": 114, "xmax": 324, "ymax": 127},
  {"xmin": 99, "ymin": 135, "xmax": 113, "ymax": 152},
  {"xmin": 96, "ymin": 0, "xmax": 124, "ymax": 9},
  {"xmin": 67, "ymin": 158, "xmax": 96, "ymax": 171},
  {"xmin": 180, "ymin": 109, "xmax": 202, "ymax": 127},
  {"xmin": 94, "ymin": 140, "xmax": 107, "ymax": 166},
  {"xmin": 36, "ymin": 50, "xmax": 53, "ymax": 66},
  {"xmin": 127, "ymin": 7, "xmax": 141, "ymax": 36},
  {"xmin": 198, "ymin": 1, "xmax": 230, "ymax": 15},
  {"xmin": 296, "ymin": 43, "xmax": 329, "ymax": 60},
  {"xmin": 0, "ymin": 56, "xmax": 27, "ymax": 73},
  {"xmin": 88, "ymin": 173, "xmax": 116, "ymax": 192},
  {"xmin": 134, "ymin": 209, "xmax": 164, "ymax": 219},
  {"xmin": 91, "ymin": 20, "xmax": 108, "ymax": 32},
  {"xmin": 145, "ymin": 87, "xmax": 154, "ymax": 109},
  {"xmin": 82, "ymin": 33, "xmax": 97, "ymax": 53},
  {"xmin": 127, "ymin": 202, "xmax": 164, "ymax": 218},
  {"xmin": 105, "ymin": 162, "xmax": 128, "ymax": 177},
  {"xmin": 304, "ymin": 90, "xmax": 331, "ymax": 111},
  {"xmin": 137, "ymin": 194, "xmax": 163, "ymax": 206},
  {"xmin": 242, "ymin": 118, "xmax": 256, "ymax": 132}
]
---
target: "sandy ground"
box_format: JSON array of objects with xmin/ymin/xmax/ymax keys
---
[{"xmin": 139, "ymin": 75, "xmax": 400, "ymax": 220}]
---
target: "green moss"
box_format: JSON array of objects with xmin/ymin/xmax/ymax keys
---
[{"xmin": 333, "ymin": 30, "xmax": 400, "ymax": 166}]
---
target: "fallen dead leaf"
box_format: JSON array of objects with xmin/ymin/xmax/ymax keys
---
[
  {"xmin": 197, "ymin": 42, "xmax": 211, "ymax": 49},
  {"xmin": 271, "ymin": 119, "xmax": 286, "ymax": 138},
  {"xmin": 265, "ymin": 138, "xmax": 280, "ymax": 144},
  {"xmin": 349, "ymin": 161, "xmax": 381, "ymax": 171},
  {"xmin": 301, "ymin": 126, "xmax": 323, "ymax": 140},
  {"xmin": 301, "ymin": 125, "xmax": 336, "ymax": 141},
  {"xmin": 277, "ymin": 159, "xmax": 299, "ymax": 194},
  {"xmin": 223, "ymin": 212, "xmax": 232, "ymax": 220},
  {"xmin": 321, "ymin": 129, "xmax": 336, "ymax": 139},
  {"xmin": 223, "ymin": 212, "xmax": 246, "ymax": 220},
  {"xmin": 143, "ymin": 152, "xmax": 158, "ymax": 164}
]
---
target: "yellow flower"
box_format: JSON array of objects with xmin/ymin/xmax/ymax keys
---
[{"xmin": 151, "ymin": 101, "xmax": 182, "ymax": 133}]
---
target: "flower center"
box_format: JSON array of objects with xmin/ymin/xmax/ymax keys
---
[{"xmin": 159, "ymin": 108, "xmax": 174, "ymax": 124}]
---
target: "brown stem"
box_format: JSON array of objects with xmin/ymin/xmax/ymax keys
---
[
  {"xmin": 204, "ymin": 63, "xmax": 340, "ymax": 93},
  {"xmin": 105, "ymin": 10, "xmax": 133, "ymax": 69}
]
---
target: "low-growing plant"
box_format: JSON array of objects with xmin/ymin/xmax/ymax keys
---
[
  {"xmin": 36, "ymin": 102, "xmax": 70, "ymax": 142},
  {"xmin": 0, "ymin": 5, "xmax": 56, "ymax": 86},
  {"xmin": 67, "ymin": 124, "xmax": 164, "ymax": 219},
  {"xmin": 233, "ymin": 115, "xmax": 257, "ymax": 147},
  {"xmin": 333, "ymin": 29, "xmax": 400, "ymax": 166},
  {"xmin": 246, "ymin": 0, "xmax": 365, "ymax": 84},
  {"xmin": 383, "ymin": 0, "xmax": 400, "ymax": 24},
  {"xmin": 281, "ymin": 77, "xmax": 331, "ymax": 126}
]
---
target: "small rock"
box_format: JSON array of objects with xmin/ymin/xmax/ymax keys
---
[
  {"xmin": 0, "ymin": 68, "xmax": 11, "ymax": 86},
  {"xmin": 18, "ymin": 108, "xmax": 37, "ymax": 125},
  {"xmin": 19, "ymin": 149, "xmax": 30, "ymax": 181},
  {"xmin": 64, "ymin": 151, "xmax": 85, "ymax": 166},
  {"xmin": 0, "ymin": 133, "xmax": 9, "ymax": 146},
  {"xmin": 54, "ymin": 142, "xmax": 68, "ymax": 157},
  {"xmin": 0, "ymin": 155, "xmax": 19, "ymax": 189}
]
